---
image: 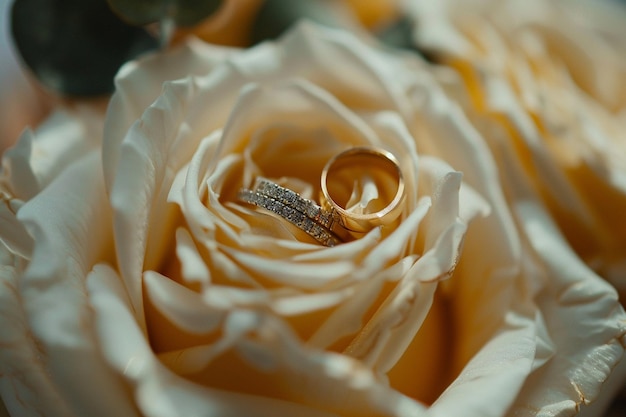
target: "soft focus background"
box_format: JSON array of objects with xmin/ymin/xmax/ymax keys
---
[
  {"xmin": 0, "ymin": 0, "xmax": 50, "ymax": 153},
  {"xmin": 1, "ymin": 0, "xmax": 626, "ymax": 416}
]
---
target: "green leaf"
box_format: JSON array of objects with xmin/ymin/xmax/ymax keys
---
[
  {"xmin": 11, "ymin": 0, "xmax": 159, "ymax": 97},
  {"xmin": 376, "ymin": 16, "xmax": 416, "ymax": 51},
  {"xmin": 107, "ymin": 0, "xmax": 223, "ymax": 27},
  {"xmin": 250, "ymin": 0, "xmax": 340, "ymax": 45},
  {"xmin": 375, "ymin": 16, "xmax": 438, "ymax": 62}
]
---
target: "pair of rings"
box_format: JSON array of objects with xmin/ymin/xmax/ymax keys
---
[{"xmin": 237, "ymin": 147, "xmax": 405, "ymax": 247}]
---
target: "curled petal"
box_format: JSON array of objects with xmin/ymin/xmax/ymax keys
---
[
  {"xmin": 0, "ymin": 197, "xmax": 32, "ymax": 259},
  {"xmin": 104, "ymin": 39, "xmax": 236, "ymax": 191},
  {"xmin": 1, "ymin": 110, "xmax": 102, "ymax": 201}
]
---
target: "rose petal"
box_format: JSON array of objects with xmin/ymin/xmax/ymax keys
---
[
  {"xmin": 0, "ymin": 110, "xmax": 101, "ymax": 201},
  {"xmin": 230, "ymin": 21, "xmax": 415, "ymax": 119},
  {"xmin": 429, "ymin": 312, "xmax": 537, "ymax": 417},
  {"xmin": 16, "ymin": 152, "xmax": 137, "ymax": 417},
  {"xmin": 210, "ymin": 80, "xmax": 379, "ymax": 167},
  {"xmin": 144, "ymin": 270, "xmax": 225, "ymax": 334},
  {"xmin": 221, "ymin": 248, "xmax": 356, "ymax": 289},
  {"xmin": 409, "ymin": 69, "xmax": 521, "ymax": 273},
  {"xmin": 0, "ymin": 247, "xmax": 74, "ymax": 417},
  {"xmin": 0, "ymin": 197, "xmax": 32, "ymax": 259},
  {"xmin": 104, "ymin": 39, "xmax": 235, "ymax": 191},
  {"xmin": 308, "ymin": 255, "xmax": 417, "ymax": 349},
  {"xmin": 408, "ymin": 0, "xmax": 626, "ymax": 297},
  {"xmin": 507, "ymin": 200, "xmax": 626, "ymax": 415},
  {"xmin": 110, "ymin": 79, "xmax": 202, "ymax": 321},
  {"xmin": 175, "ymin": 227, "xmax": 211, "ymax": 286},
  {"xmin": 89, "ymin": 264, "xmax": 427, "ymax": 417},
  {"xmin": 577, "ymin": 355, "xmax": 626, "ymax": 417}
]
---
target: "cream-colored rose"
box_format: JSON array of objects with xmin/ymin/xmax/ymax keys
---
[
  {"xmin": 404, "ymin": 0, "xmax": 626, "ymax": 414},
  {"xmin": 408, "ymin": 0, "xmax": 626, "ymax": 298},
  {"xmin": 0, "ymin": 21, "xmax": 624, "ymax": 417}
]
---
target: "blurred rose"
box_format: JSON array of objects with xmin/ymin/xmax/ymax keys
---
[
  {"xmin": 175, "ymin": 0, "xmax": 400, "ymax": 46},
  {"xmin": 407, "ymin": 0, "xmax": 626, "ymax": 301},
  {"xmin": 403, "ymin": 0, "xmax": 626, "ymax": 414},
  {"xmin": 0, "ymin": 21, "xmax": 624, "ymax": 417},
  {"xmin": 173, "ymin": 0, "xmax": 264, "ymax": 46},
  {"xmin": 0, "ymin": 0, "xmax": 51, "ymax": 153}
]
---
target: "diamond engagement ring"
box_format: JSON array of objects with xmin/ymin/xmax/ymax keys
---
[{"xmin": 237, "ymin": 181, "xmax": 342, "ymax": 247}]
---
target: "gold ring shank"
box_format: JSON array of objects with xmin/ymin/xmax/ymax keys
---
[{"xmin": 320, "ymin": 147, "xmax": 405, "ymax": 233}]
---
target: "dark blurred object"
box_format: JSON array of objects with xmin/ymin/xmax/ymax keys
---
[
  {"xmin": 606, "ymin": 393, "xmax": 626, "ymax": 417},
  {"xmin": 107, "ymin": 0, "xmax": 222, "ymax": 27},
  {"xmin": 1, "ymin": 0, "xmax": 51, "ymax": 153},
  {"xmin": 250, "ymin": 0, "xmax": 341, "ymax": 45},
  {"xmin": 375, "ymin": 15, "xmax": 415, "ymax": 50},
  {"xmin": 171, "ymin": 0, "xmax": 264, "ymax": 47},
  {"xmin": 11, "ymin": 0, "xmax": 159, "ymax": 97},
  {"xmin": 375, "ymin": 16, "xmax": 438, "ymax": 63}
]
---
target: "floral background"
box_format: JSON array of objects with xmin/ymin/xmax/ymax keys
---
[
  {"xmin": 1, "ymin": 1, "xmax": 626, "ymax": 417},
  {"xmin": 0, "ymin": 0, "xmax": 45, "ymax": 152}
]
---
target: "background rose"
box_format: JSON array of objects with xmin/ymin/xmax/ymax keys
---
[
  {"xmin": 0, "ymin": 20, "xmax": 625, "ymax": 417},
  {"xmin": 175, "ymin": 0, "xmax": 401, "ymax": 47},
  {"xmin": 402, "ymin": 0, "xmax": 626, "ymax": 413},
  {"xmin": 0, "ymin": 0, "xmax": 51, "ymax": 153},
  {"xmin": 406, "ymin": 0, "xmax": 626, "ymax": 301}
]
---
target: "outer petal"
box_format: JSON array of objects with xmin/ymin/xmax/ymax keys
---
[
  {"xmin": 391, "ymin": 12, "xmax": 626, "ymax": 413},
  {"xmin": 507, "ymin": 200, "xmax": 626, "ymax": 416},
  {"xmin": 0, "ymin": 109, "xmax": 104, "ymax": 259},
  {"xmin": 0, "ymin": 246, "xmax": 74, "ymax": 417},
  {"xmin": 0, "ymin": 196, "xmax": 31, "ymax": 260},
  {"xmin": 16, "ymin": 151, "xmax": 137, "ymax": 417},
  {"xmin": 399, "ymin": 63, "xmax": 539, "ymax": 416},
  {"xmin": 408, "ymin": 0, "xmax": 626, "ymax": 297},
  {"xmin": 0, "ymin": 109, "xmax": 103, "ymax": 201},
  {"xmin": 87, "ymin": 264, "xmax": 430, "ymax": 417},
  {"xmin": 103, "ymin": 39, "xmax": 236, "ymax": 191},
  {"xmin": 424, "ymin": 197, "xmax": 535, "ymax": 417}
]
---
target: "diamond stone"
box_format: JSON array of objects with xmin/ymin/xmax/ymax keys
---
[{"xmin": 238, "ymin": 187, "xmax": 340, "ymax": 246}]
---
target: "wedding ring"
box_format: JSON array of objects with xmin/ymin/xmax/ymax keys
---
[
  {"xmin": 252, "ymin": 178, "xmax": 354, "ymax": 242},
  {"xmin": 237, "ymin": 182, "xmax": 342, "ymax": 247},
  {"xmin": 252, "ymin": 178, "xmax": 338, "ymax": 230},
  {"xmin": 320, "ymin": 147, "xmax": 405, "ymax": 233}
]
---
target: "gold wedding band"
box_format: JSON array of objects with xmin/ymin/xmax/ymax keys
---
[{"xmin": 320, "ymin": 147, "xmax": 405, "ymax": 233}]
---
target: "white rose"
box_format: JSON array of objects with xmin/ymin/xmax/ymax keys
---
[
  {"xmin": 0, "ymin": 21, "xmax": 624, "ymax": 417},
  {"xmin": 404, "ymin": 0, "xmax": 626, "ymax": 414},
  {"xmin": 408, "ymin": 0, "xmax": 626, "ymax": 297}
]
